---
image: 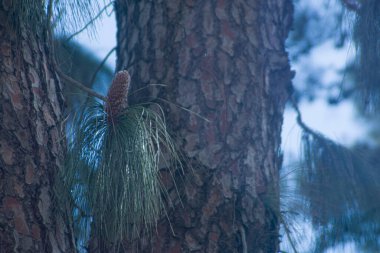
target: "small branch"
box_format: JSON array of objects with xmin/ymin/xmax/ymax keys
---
[
  {"xmin": 89, "ymin": 46, "xmax": 116, "ymax": 87},
  {"xmin": 239, "ymin": 225, "xmax": 247, "ymax": 253},
  {"xmin": 289, "ymin": 96, "xmax": 318, "ymax": 136},
  {"xmin": 57, "ymin": 68, "xmax": 107, "ymax": 101},
  {"xmin": 66, "ymin": 1, "xmax": 114, "ymax": 41}
]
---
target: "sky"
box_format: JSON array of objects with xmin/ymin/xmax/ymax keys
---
[
  {"xmin": 74, "ymin": 8, "xmax": 117, "ymax": 71},
  {"xmin": 73, "ymin": 5, "xmax": 368, "ymax": 253}
]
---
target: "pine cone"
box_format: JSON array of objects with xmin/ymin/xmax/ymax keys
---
[{"xmin": 105, "ymin": 70, "xmax": 130, "ymax": 122}]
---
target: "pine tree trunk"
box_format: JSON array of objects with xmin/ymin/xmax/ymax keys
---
[
  {"xmin": 114, "ymin": 0, "xmax": 293, "ymax": 252},
  {"xmin": 0, "ymin": 4, "xmax": 75, "ymax": 253}
]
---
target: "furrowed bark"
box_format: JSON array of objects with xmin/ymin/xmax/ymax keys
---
[
  {"xmin": 0, "ymin": 3, "xmax": 75, "ymax": 253},
  {"xmin": 112, "ymin": 0, "xmax": 293, "ymax": 252}
]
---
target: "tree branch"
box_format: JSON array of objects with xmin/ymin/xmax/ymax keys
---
[
  {"xmin": 56, "ymin": 68, "xmax": 107, "ymax": 101},
  {"xmin": 289, "ymin": 96, "xmax": 319, "ymax": 136},
  {"xmin": 239, "ymin": 226, "xmax": 247, "ymax": 253}
]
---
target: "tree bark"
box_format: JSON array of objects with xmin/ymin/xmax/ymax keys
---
[
  {"xmin": 114, "ymin": 0, "xmax": 293, "ymax": 252},
  {"xmin": 0, "ymin": 4, "xmax": 75, "ymax": 253}
]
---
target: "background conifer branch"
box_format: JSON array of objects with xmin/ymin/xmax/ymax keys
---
[{"xmin": 66, "ymin": 1, "xmax": 114, "ymax": 41}]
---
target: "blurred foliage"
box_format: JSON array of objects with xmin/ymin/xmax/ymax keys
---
[
  {"xmin": 51, "ymin": 0, "xmax": 104, "ymax": 36},
  {"xmin": 284, "ymin": 0, "xmax": 380, "ymax": 252},
  {"xmin": 299, "ymin": 132, "xmax": 380, "ymax": 251},
  {"xmin": 287, "ymin": 0, "xmax": 354, "ymax": 103},
  {"xmin": 3, "ymin": 1, "xmax": 112, "ymax": 35},
  {"xmin": 289, "ymin": 0, "xmax": 380, "ymax": 111},
  {"xmin": 287, "ymin": 0, "xmax": 349, "ymax": 61},
  {"xmin": 309, "ymin": 143, "xmax": 380, "ymax": 252},
  {"xmin": 353, "ymin": 0, "xmax": 380, "ymax": 115}
]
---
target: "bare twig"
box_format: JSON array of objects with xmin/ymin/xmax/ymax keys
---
[
  {"xmin": 289, "ymin": 96, "xmax": 318, "ymax": 136},
  {"xmin": 57, "ymin": 68, "xmax": 107, "ymax": 101},
  {"xmin": 239, "ymin": 225, "xmax": 247, "ymax": 253}
]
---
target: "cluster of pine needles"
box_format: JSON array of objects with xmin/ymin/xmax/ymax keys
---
[{"xmin": 57, "ymin": 96, "xmax": 183, "ymax": 248}]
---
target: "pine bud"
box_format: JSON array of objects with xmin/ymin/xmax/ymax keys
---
[{"xmin": 106, "ymin": 70, "xmax": 130, "ymax": 122}]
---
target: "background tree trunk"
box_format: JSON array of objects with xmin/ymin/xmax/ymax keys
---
[
  {"xmin": 0, "ymin": 4, "xmax": 75, "ymax": 253},
  {"xmin": 115, "ymin": 0, "xmax": 293, "ymax": 252}
]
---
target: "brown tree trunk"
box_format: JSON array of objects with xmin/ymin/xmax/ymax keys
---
[
  {"xmin": 114, "ymin": 0, "xmax": 293, "ymax": 252},
  {"xmin": 0, "ymin": 4, "xmax": 75, "ymax": 253}
]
